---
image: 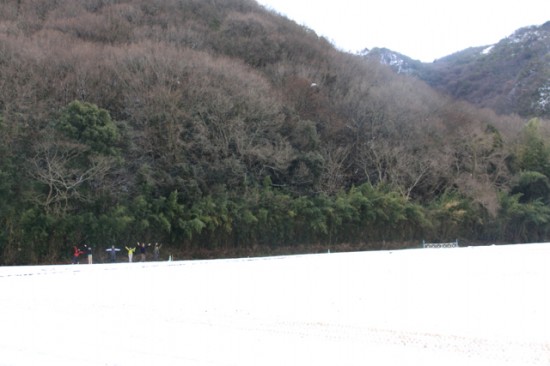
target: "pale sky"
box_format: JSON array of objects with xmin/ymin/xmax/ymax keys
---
[{"xmin": 256, "ymin": 0, "xmax": 550, "ymax": 62}]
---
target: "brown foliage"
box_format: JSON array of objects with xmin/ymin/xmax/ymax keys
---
[{"xmin": 0, "ymin": 0, "xmax": 535, "ymax": 211}]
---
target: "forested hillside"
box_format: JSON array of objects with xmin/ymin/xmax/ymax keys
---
[
  {"xmin": 1, "ymin": 0, "xmax": 550, "ymax": 264},
  {"xmin": 425, "ymin": 22, "xmax": 550, "ymax": 119},
  {"xmin": 365, "ymin": 22, "xmax": 550, "ymax": 119}
]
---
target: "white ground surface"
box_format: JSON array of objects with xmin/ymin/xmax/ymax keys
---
[{"xmin": 1, "ymin": 243, "xmax": 549, "ymax": 366}]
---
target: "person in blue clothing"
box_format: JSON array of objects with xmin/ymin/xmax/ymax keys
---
[
  {"xmin": 106, "ymin": 245, "xmax": 121, "ymax": 263},
  {"xmin": 137, "ymin": 242, "xmax": 150, "ymax": 262}
]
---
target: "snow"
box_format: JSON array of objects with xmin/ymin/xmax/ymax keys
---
[
  {"xmin": 506, "ymin": 28, "xmax": 549, "ymax": 44},
  {"xmin": 537, "ymin": 85, "xmax": 550, "ymax": 111},
  {"xmin": 482, "ymin": 45, "xmax": 495, "ymax": 55},
  {"xmin": 1, "ymin": 243, "xmax": 549, "ymax": 366}
]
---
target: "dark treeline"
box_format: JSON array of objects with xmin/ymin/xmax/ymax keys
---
[{"xmin": 1, "ymin": 0, "xmax": 550, "ymax": 264}]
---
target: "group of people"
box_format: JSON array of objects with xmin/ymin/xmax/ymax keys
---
[
  {"xmin": 72, "ymin": 242, "xmax": 163, "ymax": 264},
  {"xmin": 72, "ymin": 245, "xmax": 93, "ymax": 264}
]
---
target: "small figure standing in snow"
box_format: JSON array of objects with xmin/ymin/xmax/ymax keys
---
[
  {"xmin": 83, "ymin": 244, "xmax": 93, "ymax": 264},
  {"xmin": 72, "ymin": 246, "xmax": 85, "ymax": 264},
  {"xmin": 106, "ymin": 245, "xmax": 121, "ymax": 263},
  {"xmin": 137, "ymin": 242, "xmax": 150, "ymax": 262},
  {"xmin": 125, "ymin": 246, "xmax": 136, "ymax": 263},
  {"xmin": 153, "ymin": 243, "xmax": 162, "ymax": 261}
]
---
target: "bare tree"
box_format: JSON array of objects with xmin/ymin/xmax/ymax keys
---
[
  {"xmin": 319, "ymin": 144, "xmax": 350, "ymax": 194},
  {"xmin": 30, "ymin": 139, "xmax": 115, "ymax": 214}
]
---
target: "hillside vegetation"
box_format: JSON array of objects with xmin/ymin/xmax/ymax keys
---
[
  {"xmin": 366, "ymin": 22, "xmax": 550, "ymax": 119},
  {"xmin": 425, "ymin": 22, "xmax": 550, "ymax": 119},
  {"xmin": 1, "ymin": 0, "xmax": 549, "ymax": 264}
]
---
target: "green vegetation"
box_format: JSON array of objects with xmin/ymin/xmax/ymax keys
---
[{"xmin": 0, "ymin": 0, "xmax": 549, "ymax": 264}]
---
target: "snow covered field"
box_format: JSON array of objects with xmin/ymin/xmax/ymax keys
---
[{"xmin": 1, "ymin": 243, "xmax": 549, "ymax": 366}]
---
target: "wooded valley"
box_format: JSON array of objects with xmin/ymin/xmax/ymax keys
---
[{"xmin": 1, "ymin": 0, "xmax": 549, "ymax": 264}]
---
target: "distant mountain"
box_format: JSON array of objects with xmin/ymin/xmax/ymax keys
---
[
  {"xmin": 362, "ymin": 22, "xmax": 550, "ymax": 118},
  {"xmin": 359, "ymin": 48, "xmax": 423, "ymax": 76}
]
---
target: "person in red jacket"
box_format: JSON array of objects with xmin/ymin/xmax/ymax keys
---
[{"xmin": 72, "ymin": 246, "xmax": 85, "ymax": 264}]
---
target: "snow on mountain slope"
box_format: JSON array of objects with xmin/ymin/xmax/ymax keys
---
[{"xmin": 1, "ymin": 244, "xmax": 549, "ymax": 366}]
